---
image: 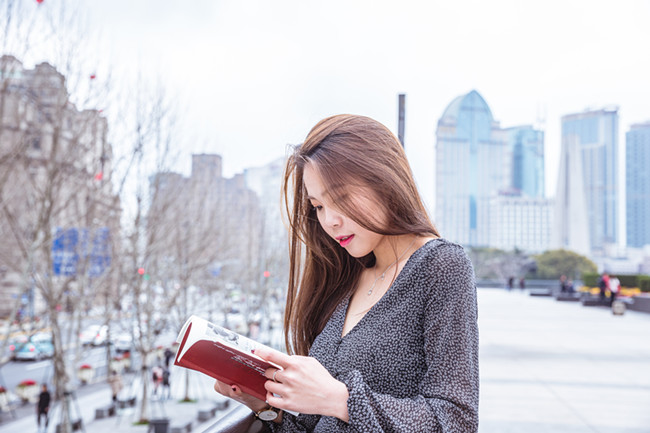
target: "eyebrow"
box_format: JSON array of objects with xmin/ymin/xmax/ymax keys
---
[{"xmin": 306, "ymin": 191, "xmax": 330, "ymax": 201}]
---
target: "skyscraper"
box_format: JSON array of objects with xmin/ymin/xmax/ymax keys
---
[
  {"xmin": 555, "ymin": 108, "xmax": 619, "ymax": 255},
  {"xmin": 435, "ymin": 90, "xmax": 509, "ymax": 246},
  {"xmin": 506, "ymin": 126, "xmax": 545, "ymax": 198},
  {"xmin": 626, "ymin": 122, "xmax": 650, "ymax": 248}
]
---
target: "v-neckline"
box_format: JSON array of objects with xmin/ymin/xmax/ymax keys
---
[{"xmin": 339, "ymin": 239, "xmax": 435, "ymax": 339}]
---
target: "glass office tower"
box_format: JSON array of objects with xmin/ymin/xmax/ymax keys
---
[
  {"xmin": 506, "ymin": 126, "xmax": 545, "ymax": 198},
  {"xmin": 557, "ymin": 108, "xmax": 619, "ymax": 254},
  {"xmin": 435, "ymin": 90, "xmax": 509, "ymax": 247},
  {"xmin": 626, "ymin": 122, "xmax": 650, "ymax": 248}
]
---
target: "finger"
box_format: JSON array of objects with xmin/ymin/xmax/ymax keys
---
[
  {"xmin": 214, "ymin": 380, "xmax": 239, "ymax": 397},
  {"xmin": 264, "ymin": 367, "xmax": 281, "ymax": 382},
  {"xmin": 254, "ymin": 346, "xmax": 292, "ymax": 367},
  {"xmin": 266, "ymin": 391, "xmax": 289, "ymax": 411},
  {"xmin": 263, "ymin": 380, "xmax": 284, "ymax": 395},
  {"xmin": 214, "ymin": 380, "xmax": 227, "ymax": 394}
]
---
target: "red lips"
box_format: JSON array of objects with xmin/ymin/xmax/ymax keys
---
[{"xmin": 337, "ymin": 235, "xmax": 354, "ymax": 247}]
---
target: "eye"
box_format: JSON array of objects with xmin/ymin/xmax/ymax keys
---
[{"xmin": 312, "ymin": 204, "xmax": 323, "ymax": 212}]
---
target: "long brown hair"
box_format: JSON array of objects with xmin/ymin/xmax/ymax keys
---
[{"xmin": 282, "ymin": 114, "xmax": 438, "ymax": 355}]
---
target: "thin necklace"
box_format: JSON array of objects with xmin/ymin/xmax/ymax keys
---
[{"xmin": 367, "ymin": 237, "xmax": 417, "ymax": 296}]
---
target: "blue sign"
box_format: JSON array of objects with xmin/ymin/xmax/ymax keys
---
[
  {"xmin": 52, "ymin": 227, "xmax": 111, "ymax": 277},
  {"xmin": 210, "ymin": 265, "xmax": 222, "ymax": 277}
]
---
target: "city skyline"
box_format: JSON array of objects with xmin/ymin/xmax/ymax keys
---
[
  {"xmin": 5, "ymin": 0, "xmax": 648, "ymax": 217},
  {"xmin": 4, "ymin": 53, "xmax": 641, "ymax": 258}
]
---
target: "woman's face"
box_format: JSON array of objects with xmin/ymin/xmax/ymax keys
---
[{"xmin": 303, "ymin": 163, "xmax": 385, "ymax": 258}]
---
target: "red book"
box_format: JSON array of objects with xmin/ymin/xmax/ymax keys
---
[{"xmin": 174, "ymin": 315, "xmax": 278, "ymax": 401}]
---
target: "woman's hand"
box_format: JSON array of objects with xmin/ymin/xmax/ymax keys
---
[
  {"xmin": 213, "ymin": 379, "xmax": 268, "ymax": 413},
  {"xmin": 254, "ymin": 346, "xmax": 350, "ymax": 422}
]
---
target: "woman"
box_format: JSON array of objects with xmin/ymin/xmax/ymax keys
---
[
  {"xmin": 214, "ymin": 114, "xmax": 479, "ymax": 432},
  {"xmin": 108, "ymin": 369, "xmax": 123, "ymax": 402}
]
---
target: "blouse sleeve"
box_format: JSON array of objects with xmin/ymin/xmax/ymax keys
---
[
  {"xmin": 267, "ymin": 412, "xmax": 320, "ymax": 432},
  {"xmin": 337, "ymin": 244, "xmax": 480, "ymax": 432}
]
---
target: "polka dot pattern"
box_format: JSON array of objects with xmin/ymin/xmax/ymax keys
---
[{"xmin": 271, "ymin": 239, "xmax": 479, "ymax": 432}]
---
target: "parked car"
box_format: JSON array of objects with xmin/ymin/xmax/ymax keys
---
[
  {"xmin": 112, "ymin": 333, "xmax": 133, "ymax": 353},
  {"xmin": 7, "ymin": 335, "xmax": 28, "ymax": 359},
  {"xmin": 79, "ymin": 324, "xmax": 108, "ymax": 346},
  {"xmin": 12, "ymin": 333, "xmax": 54, "ymax": 361}
]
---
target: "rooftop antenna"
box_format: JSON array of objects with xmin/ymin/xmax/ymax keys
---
[{"xmin": 398, "ymin": 94, "xmax": 405, "ymax": 148}]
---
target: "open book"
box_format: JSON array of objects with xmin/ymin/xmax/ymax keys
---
[{"xmin": 174, "ymin": 315, "xmax": 280, "ymax": 401}]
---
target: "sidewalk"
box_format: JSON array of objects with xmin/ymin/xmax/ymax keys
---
[
  {"xmin": 478, "ymin": 288, "xmax": 650, "ymax": 433},
  {"xmin": 0, "ymin": 368, "xmax": 231, "ymax": 433}
]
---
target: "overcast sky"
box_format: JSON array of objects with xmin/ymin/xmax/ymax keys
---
[{"xmin": 19, "ymin": 0, "xmax": 650, "ymax": 213}]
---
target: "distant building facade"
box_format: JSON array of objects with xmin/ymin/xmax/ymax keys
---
[
  {"xmin": 488, "ymin": 192, "xmax": 553, "ymax": 253},
  {"xmin": 435, "ymin": 90, "xmax": 509, "ymax": 247},
  {"xmin": 506, "ymin": 125, "xmax": 545, "ymax": 198},
  {"xmin": 0, "ymin": 55, "xmax": 118, "ymax": 317},
  {"xmin": 554, "ymin": 108, "xmax": 619, "ymax": 255},
  {"xmin": 435, "ymin": 90, "xmax": 547, "ymax": 251},
  {"xmin": 244, "ymin": 156, "xmax": 286, "ymax": 246},
  {"xmin": 244, "ymin": 157, "xmax": 290, "ymax": 288},
  {"xmin": 148, "ymin": 154, "xmax": 263, "ymax": 290},
  {"xmin": 626, "ymin": 122, "xmax": 650, "ymax": 248}
]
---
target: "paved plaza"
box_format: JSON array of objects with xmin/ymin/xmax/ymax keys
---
[
  {"xmin": 479, "ymin": 288, "xmax": 650, "ymax": 433},
  {"xmin": 1, "ymin": 287, "xmax": 649, "ymax": 432}
]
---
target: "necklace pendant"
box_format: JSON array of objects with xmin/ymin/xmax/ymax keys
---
[{"xmin": 367, "ymin": 288, "xmax": 373, "ymax": 296}]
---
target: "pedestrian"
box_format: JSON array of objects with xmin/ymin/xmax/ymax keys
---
[
  {"xmin": 162, "ymin": 367, "xmax": 171, "ymax": 399},
  {"xmin": 212, "ymin": 114, "xmax": 479, "ymax": 431},
  {"xmin": 519, "ymin": 277, "xmax": 525, "ymax": 290},
  {"xmin": 609, "ymin": 277, "xmax": 621, "ymax": 307},
  {"xmin": 37, "ymin": 383, "xmax": 50, "ymax": 432},
  {"xmin": 567, "ymin": 279, "xmax": 575, "ymax": 294},
  {"xmin": 599, "ymin": 272, "xmax": 610, "ymax": 303},
  {"xmin": 507, "ymin": 276, "xmax": 514, "ymax": 291},
  {"xmin": 164, "ymin": 347, "xmax": 173, "ymax": 368},
  {"xmin": 107, "ymin": 369, "xmax": 123, "ymax": 403},
  {"xmin": 152, "ymin": 365, "xmax": 163, "ymax": 396}
]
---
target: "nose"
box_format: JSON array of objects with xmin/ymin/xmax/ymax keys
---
[{"xmin": 322, "ymin": 208, "xmax": 342, "ymax": 228}]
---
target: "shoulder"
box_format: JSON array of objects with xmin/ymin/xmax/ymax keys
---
[
  {"xmin": 406, "ymin": 238, "xmax": 475, "ymax": 297},
  {"xmin": 411, "ymin": 238, "xmax": 473, "ymax": 273}
]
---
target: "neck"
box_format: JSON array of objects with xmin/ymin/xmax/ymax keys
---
[{"xmin": 373, "ymin": 235, "xmax": 418, "ymax": 271}]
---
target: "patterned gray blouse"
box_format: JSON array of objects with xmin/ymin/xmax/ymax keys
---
[{"xmin": 270, "ymin": 238, "xmax": 479, "ymax": 432}]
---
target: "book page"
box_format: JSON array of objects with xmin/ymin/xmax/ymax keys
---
[{"xmin": 176, "ymin": 315, "xmax": 273, "ymax": 365}]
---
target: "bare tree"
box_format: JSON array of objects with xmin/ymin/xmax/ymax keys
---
[
  {"xmin": 0, "ymin": 61, "xmax": 115, "ymax": 433},
  {"xmin": 108, "ymin": 77, "xmax": 187, "ymax": 422},
  {"xmin": 0, "ymin": 3, "xmax": 115, "ymax": 432}
]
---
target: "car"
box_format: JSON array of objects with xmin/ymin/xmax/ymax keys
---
[
  {"xmin": 112, "ymin": 333, "xmax": 133, "ymax": 353},
  {"xmin": 12, "ymin": 333, "xmax": 54, "ymax": 361},
  {"xmin": 7, "ymin": 335, "xmax": 28, "ymax": 359},
  {"xmin": 79, "ymin": 324, "xmax": 108, "ymax": 346}
]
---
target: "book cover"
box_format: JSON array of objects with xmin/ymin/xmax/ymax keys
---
[{"xmin": 174, "ymin": 315, "xmax": 278, "ymax": 401}]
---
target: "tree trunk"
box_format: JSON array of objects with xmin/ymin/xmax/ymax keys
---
[{"xmin": 138, "ymin": 361, "xmax": 150, "ymax": 423}]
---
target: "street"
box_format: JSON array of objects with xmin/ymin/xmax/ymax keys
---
[{"xmin": 1, "ymin": 345, "xmax": 112, "ymax": 392}]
